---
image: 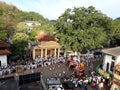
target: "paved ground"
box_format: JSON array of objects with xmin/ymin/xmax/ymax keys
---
[
  {"xmin": 0, "ymin": 59, "xmax": 104, "ymax": 90},
  {"xmin": 41, "ymin": 60, "xmax": 103, "ymax": 90}
]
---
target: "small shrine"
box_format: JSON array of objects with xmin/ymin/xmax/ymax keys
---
[{"xmin": 32, "ymin": 32, "xmax": 61, "ymax": 59}]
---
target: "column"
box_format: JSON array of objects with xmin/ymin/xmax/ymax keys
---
[
  {"xmin": 45, "ymin": 48, "xmax": 47, "ymax": 57},
  {"xmin": 54, "ymin": 48, "xmax": 56, "ymax": 57},
  {"xmin": 41, "ymin": 49, "xmax": 43, "ymax": 58},
  {"xmin": 57, "ymin": 48, "xmax": 60, "ymax": 58},
  {"xmin": 33, "ymin": 49, "xmax": 35, "ymax": 60}
]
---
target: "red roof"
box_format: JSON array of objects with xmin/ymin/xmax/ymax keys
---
[
  {"xmin": 36, "ymin": 33, "xmax": 56, "ymax": 41},
  {"xmin": 0, "ymin": 40, "xmax": 10, "ymax": 47},
  {"xmin": 0, "ymin": 50, "xmax": 11, "ymax": 55}
]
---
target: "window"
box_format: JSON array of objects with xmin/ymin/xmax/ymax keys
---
[
  {"xmin": 110, "ymin": 61, "xmax": 115, "ymax": 72},
  {"xmin": 112, "ymin": 56, "xmax": 116, "ymax": 60},
  {"xmin": 106, "ymin": 63, "xmax": 109, "ymax": 72}
]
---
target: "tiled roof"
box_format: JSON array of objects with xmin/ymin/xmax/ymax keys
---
[
  {"xmin": 102, "ymin": 47, "xmax": 120, "ymax": 57},
  {"xmin": 0, "ymin": 50, "xmax": 11, "ymax": 55},
  {"xmin": 0, "ymin": 40, "xmax": 10, "ymax": 47},
  {"xmin": 36, "ymin": 33, "xmax": 56, "ymax": 41}
]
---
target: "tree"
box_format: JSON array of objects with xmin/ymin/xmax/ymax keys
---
[
  {"xmin": 0, "ymin": 1, "xmax": 19, "ymax": 41},
  {"xmin": 16, "ymin": 22, "xmax": 29, "ymax": 34},
  {"xmin": 11, "ymin": 33, "xmax": 29, "ymax": 56},
  {"xmin": 109, "ymin": 20, "xmax": 120, "ymax": 47},
  {"xmin": 55, "ymin": 6, "xmax": 112, "ymax": 52}
]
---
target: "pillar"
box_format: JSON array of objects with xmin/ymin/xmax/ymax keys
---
[
  {"xmin": 45, "ymin": 48, "xmax": 47, "ymax": 57},
  {"xmin": 54, "ymin": 48, "xmax": 56, "ymax": 57},
  {"xmin": 33, "ymin": 49, "xmax": 35, "ymax": 60},
  {"xmin": 41, "ymin": 49, "xmax": 43, "ymax": 58},
  {"xmin": 58, "ymin": 48, "xmax": 60, "ymax": 58}
]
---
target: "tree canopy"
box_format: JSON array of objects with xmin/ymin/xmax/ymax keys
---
[{"xmin": 55, "ymin": 6, "xmax": 112, "ymax": 52}]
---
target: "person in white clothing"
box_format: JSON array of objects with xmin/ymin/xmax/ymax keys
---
[{"xmin": 99, "ymin": 81, "xmax": 104, "ymax": 90}]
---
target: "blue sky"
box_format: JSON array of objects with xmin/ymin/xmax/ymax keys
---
[{"xmin": 0, "ymin": 0, "xmax": 120, "ymax": 20}]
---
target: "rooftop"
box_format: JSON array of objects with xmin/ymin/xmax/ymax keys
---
[
  {"xmin": 0, "ymin": 49, "xmax": 11, "ymax": 55},
  {"xmin": 36, "ymin": 33, "xmax": 56, "ymax": 41},
  {"xmin": 25, "ymin": 21, "xmax": 40, "ymax": 24},
  {"xmin": 0, "ymin": 40, "xmax": 10, "ymax": 47},
  {"xmin": 102, "ymin": 47, "xmax": 120, "ymax": 57}
]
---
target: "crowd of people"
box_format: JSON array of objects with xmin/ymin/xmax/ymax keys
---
[
  {"xmin": 61, "ymin": 71, "xmax": 108, "ymax": 90},
  {"xmin": 0, "ymin": 56, "xmax": 66, "ymax": 76},
  {"xmin": 0, "ymin": 53, "xmax": 102, "ymax": 76}
]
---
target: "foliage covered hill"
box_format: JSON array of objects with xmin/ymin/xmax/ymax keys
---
[
  {"xmin": 0, "ymin": 1, "xmax": 51, "ymax": 41},
  {"xmin": 115, "ymin": 17, "xmax": 120, "ymax": 20},
  {"xmin": 0, "ymin": 1, "xmax": 55, "ymax": 56},
  {"xmin": 17, "ymin": 11, "xmax": 49, "ymax": 25},
  {"xmin": 0, "ymin": 1, "xmax": 19, "ymax": 40}
]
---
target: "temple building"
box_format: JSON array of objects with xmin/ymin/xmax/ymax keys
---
[
  {"xmin": 0, "ymin": 40, "xmax": 11, "ymax": 66},
  {"xmin": 31, "ymin": 32, "xmax": 62, "ymax": 59}
]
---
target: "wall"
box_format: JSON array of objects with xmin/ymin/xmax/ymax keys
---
[
  {"xmin": 0, "ymin": 55, "xmax": 7, "ymax": 66},
  {"xmin": 103, "ymin": 54, "xmax": 114, "ymax": 75}
]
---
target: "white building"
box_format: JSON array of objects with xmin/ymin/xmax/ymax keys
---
[
  {"xmin": 102, "ymin": 47, "xmax": 120, "ymax": 75},
  {"xmin": 0, "ymin": 52, "xmax": 9, "ymax": 66},
  {"xmin": 25, "ymin": 21, "xmax": 41, "ymax": 30},
  {"xmin": 0, "ymin": 41, "xmax": 11, "ymax": 67}
]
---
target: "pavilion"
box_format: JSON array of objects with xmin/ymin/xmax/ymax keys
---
[{"xmin": 31, "ymin": 32, "xmax": 62, "ymax": 59}]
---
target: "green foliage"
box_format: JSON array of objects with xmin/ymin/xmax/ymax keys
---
[
  {"xmin": 16, "ymin": 22, "xmax": 29, "ymax": 34},
  {"xmin": 17, "ymin": 11, "xmax": 49, "ymax": 25},
  {"xmin": 0, "ymin": 30, "xmax": 7, "ymax": 40},
  {"xmin": 109, "ymin": 20, "xmax": 120, "ymax": 47},
  {"xmin": 55, "ymin": 6, "xmax": 112, "ymax": 52},
  {"xmin": 11, "ymin": 33, "xmax": 29, "ymax": 56},
  {"xmin": 0, "ymin": 1, "xmax": 19, "ymax": 40},
  {"xmin": 11, "ymin": 41, "xmax": 27, "ymax": 56},
  {"xmin": 29, "ymin": 22, "xmax": 55, "ymax": 41},
  {"xmin": 12, "ymin": 33, "xmax": 29, "ymax": 43}
]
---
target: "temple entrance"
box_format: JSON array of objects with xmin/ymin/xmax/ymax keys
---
[{"xmin": 47, "ymin": 49, "xmax": 55, "ymax": 57}]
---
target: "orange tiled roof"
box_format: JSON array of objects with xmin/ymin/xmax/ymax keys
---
[
  {"xmin": 0, "ymin": 40, "xmax": 10, "ymax": 47},
  {"xmin": 36, "ymin": 33, "xmax": 56, "ymax": 41},
  {"xmin": 0, "ymin": 50, "xmax": 11, "ymax": 55}
]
